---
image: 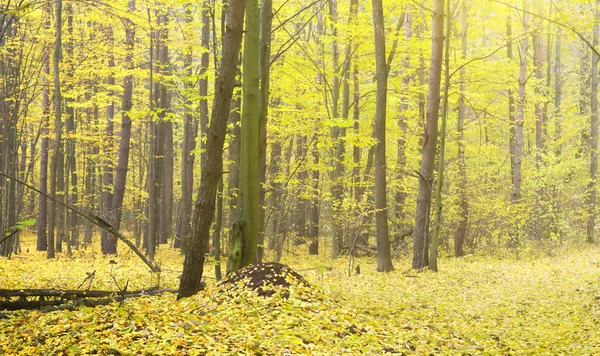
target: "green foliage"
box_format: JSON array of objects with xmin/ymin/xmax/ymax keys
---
[{"xmin": 3, "ymin": 218, "xmax": 36, "ymax": 237}]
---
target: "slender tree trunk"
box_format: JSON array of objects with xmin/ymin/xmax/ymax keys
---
[
  {"xmin": 429, "ymin": 0, "xmax": 451, "ymax": 272},
  {"xmin": 256, "ymin": 0, "xmax": 273, "ymax": 263},
  {"xmin": 227, "ymin": 92, "xmax": 242, "ymax": 228},
  {"xmin": 329, "ymin": 0, "xmax": 343, "ymax": 259},
  {"xmin": 395, "ymin": 9, "xmax": 412, "ymax": 240},
  {"xmin": 514, "ymin": 3, "xmax": 529, "ymax": 205},
  {"xmin": 178, "ymin": 0, "xmax": 245, "ymax": 298},
  {"xmin": 157, "ymin": 11, "xmax": 172, "ymax": 246},
  {"xmin": 309, "ymin": 149, "xmax": 320, "ymax": 255},
  {"xmin": 47, "ymin": 0, "xmax": 63, "ymax": 259},
  {"xmin": 37, "ymin": 1, "xmax": 51, "ymax": 252},
  {"xmin": 267, "ymin": 138, "xmax": 282, "ymax": 250},
  {"xmin": 101, "ymin": 24, "xmax": 116, "ymax": 253},
  {"xmin": 109, "ymin": 0, "xmax": 136, "ymax": 251},
  {"xmin": 64, "ymin": 3, "xmax": 77, "ymax": 252},
  {"xmin": 553, "ymin": 8, "xmax": 563, "ymax": 241},
  {"xmin": 146, "ymin": 12, "xmax": 158, "ymax": 258},
  {"xmin": 372, "ymin": 0, "xmax": 393, "ymax": 271},
  {"xmin": 533, "ymin": 0, "xmax": 547, "ymax": 239},
  {"xmin": 412, "ymin": 0, "xmax": 444, "ymax": 270},
  {"xmin": 176, "ymin": 2, "xmax": 204, "ymax": 250},
  {"xmin": 454, "ymin": 0, "xmax": 469, "ymax": 257},
  {"xmin": 588, "ymin": 0, "xmax": 600, "ymax": 244}
]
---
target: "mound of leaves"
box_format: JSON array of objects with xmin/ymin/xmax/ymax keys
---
[{"xmin": 219, "ymin": 262, "xmax": 312, "ymax": 298}]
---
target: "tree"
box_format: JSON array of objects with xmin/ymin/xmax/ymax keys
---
[
  {"xmin": 430, "ymin": 0, "xmax": 452, "ymax": 272},
  {"xmin": 108, "ymin": 0, "xmax": 136, "ymax": 252},
  {"xmin": 412, "ymin": 0, "xmax": 444, "ymax": 270},
  {"xmin": 257, "ymin": 0, "xmax": 273, "ymax": 263},
  {"xmin": 47, "ymin": 0, "xmax": 64, "ymax": 259},
  {"xmin": 228, "ymin": 0, "xmax": 260, "ymax": 273},
  {"xmin": 371, "ymin": 0, "xmax": 393, "ymax": 272},
  {"xmin": 178, "ymin": 0, "xmax": 245, "ymax": 299},
  {"xmin": 588, "ymin": 0, "xmax": 600, "ymax": 244},
  {"xmin": 37, "ymin": 0, "xmax": 51, "ymax": 252},
  {"xmin": 454, "ymin": 0, "xmax": 469, "ymax": 257}
]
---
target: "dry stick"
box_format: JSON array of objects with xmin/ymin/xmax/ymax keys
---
[{"xmin": 0, "ymin": 171, "xmax": 160, "ymax": 273}]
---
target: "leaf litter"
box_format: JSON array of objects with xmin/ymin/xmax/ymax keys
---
[{"xmin": 2, "ymin": 236, "xmax": 600, "ymax": 354}]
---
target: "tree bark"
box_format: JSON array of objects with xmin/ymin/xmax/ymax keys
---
[
  {"xmin": 412, "ymin": 0, "xmax": 444, "ymax": 270},
  {"xmin": 47, "ymin": 0, "xmax": 63, "ymax": 259},
  {"xmin": 37, "ymin": 1, "xmax": 51, "ymax": 252},
  {"xmin": 101, "ymin": 24, "xmax": 116, "ymax": 254},
  {"xmin": 257, "ymin": 0, "xmax": 273, "ymax": 263},
  {"xmin": 588, "ymin": 0, "xmax": 599, "ymax": 244},
  {"xmin": 454, "ymin": 0, "xmax": 469, "ymax": 257},
  {"xmin": 372, "ymin": 0, "xmax": 393, "ymax": 272},
  {"xmin": 109, "ymin": 0, "xmax": 136, "ymax": 252},
  {"xmin": 234, "ymin": 0, "xmax": 260, "ymax": 270},
  {"xmin": 178, "ymin": 0, "xmax": 245, "ymax": 298}
]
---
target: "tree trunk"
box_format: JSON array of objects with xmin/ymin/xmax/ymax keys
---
[
  {"xmin": 372, "ymin": 0, "xmax": 393, "ymax": 272},
  {"xmin": 309, "ymin": 149, "xmax": 319, "ymax": 255},
  {"xmin": 329, "ymin": 0, "xmax": 343, "ymax": 259},
  {"xmin": 176, "ymin": 2, "xmax": 204, "ymax": 250},
  {"xmin": 231, "ymin": 0, "xmax": 260, "ymax": 271},
  {"xmin": 257, "ymin": 0, "xmax": 273, "ymax": 264},
  {"xmin": 109, "ymin": 0, "xmax": 136, "ymax": 252},
  {"xmin": 588, "ymin": 0, "xmax": 599, "ymax": 244},
  {"xmin": 429, "ymin": 0, "xmax": 451, "ymax": 272},
  {"xmin": 533, "ymin": 0, "xmax": 546, "ymax": 239},
  {"xmin": 227, "ymin": 93, "xmax": 242, "ymax": 228},
  {"xmin": 395, "ymin": 9, "xmax": 412, "ymax": 241},
  {"xmin": 47, "ymin": 0, "xmax": 63, "ymax": 259},
  {"xmin": 178, "ymin": 0, "xmax": 245, "ymax": 298},
  {"xmin": 37, "ymin": 2, "xmax": 51, "ymax": 252},
  {"xmin": 101, "ymin": 24, "xmax": 116, "ymax": 254},
  {"xmin": 412, "ymin": 0, "xmax": 444, "ymax": 270},
  {"xmin": 454, "ymin": 0, "xmax": 469, "ymax": 257}
]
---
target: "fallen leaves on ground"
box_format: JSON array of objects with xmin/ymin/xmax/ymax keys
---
[{"xmin": 2, "ymin": 236, "xmax": 600, "ymax": 354}]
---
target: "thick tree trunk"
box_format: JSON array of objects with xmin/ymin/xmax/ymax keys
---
[
  {"xmin": 231, "ymin": 0, "xmax": 260, "ymax": 271},
  {"xmin": 178, "ymin": 0, "xmax": 245, "ymax": 298},
  {"xmin": 412, "ymin": 0, "xmax": 444, "ymax": 270}
]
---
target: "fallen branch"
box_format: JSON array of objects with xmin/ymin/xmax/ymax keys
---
[
  {"xmin": 0, "ymin": 288, "xmax": 177, "ymax": 311},
  {"xmin": 0, "ymin": 172, "xmax": 160, "ymax": 273}
]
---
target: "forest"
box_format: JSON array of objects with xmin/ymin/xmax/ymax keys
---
[{"xmin": 2, "ymin": 0, "xmax": 600, "ymax": 354}]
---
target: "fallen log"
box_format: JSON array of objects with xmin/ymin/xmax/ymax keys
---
[{"xmin": 0, "ymin": 288, "xmax": 176, "ymax": 311}]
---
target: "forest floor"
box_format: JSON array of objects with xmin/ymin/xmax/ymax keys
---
[{"xmin": 2, "ymin": 235, "xmax": 600, "ymax": 355}]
